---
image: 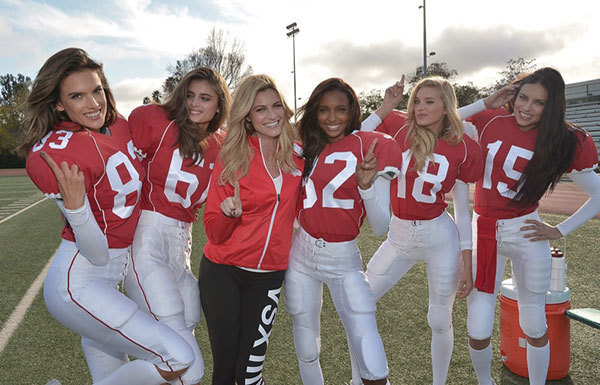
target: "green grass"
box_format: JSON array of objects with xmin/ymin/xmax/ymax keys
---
[{"xmin": 0, "ymin": 175, "xmax": 598, "ymax": 384}]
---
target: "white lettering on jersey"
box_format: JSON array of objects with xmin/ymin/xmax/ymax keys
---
[
  {"xmin": 483, "ymin": 140, "xmax": 533, "ymax": 199},
  {"xmin": 397, "ymin": 149, "xmax": 450, "ymax": 203},
  {"xmin": 106, "ymin": 151, "xmax": 142, "ymax": 219},
  {"xmin": 164, "ymin": 150, "xmax": 200, "ymax": 208},
  {"xmin": 32, "ymin": 130, "xmax": 73, "ymax": 152},
  {"xmin": 303, "ymin": 151, "xmax": 356, "ymax": 210}
]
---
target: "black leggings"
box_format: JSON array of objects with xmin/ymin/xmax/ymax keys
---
[{"xmin": 199, "ymin": 255, "xmax": 285, "ymax": 385}]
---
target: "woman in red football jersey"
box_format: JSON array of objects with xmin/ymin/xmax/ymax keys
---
[
  {"xmin": 285, "ymin": 77, "xmax": 403, "ymax": 385},
  {"xmin": 18, "ymin": 48, "xmax": 194, "ymax": 385},
  {"xmin": 466, "ymin": 67, "xmax": 600, "ymax": 385},
  {"xmin": 124, "ymin": 67, "xmax": 231, "ymax": 385}
]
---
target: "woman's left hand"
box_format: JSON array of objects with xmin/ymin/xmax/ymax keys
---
[
  {"xmin": 356, "ymin": 138, "xmax": 378, "ymax": 190},
  {"xmin": 40, "ymin": 151, "xmax": 85, "ymax": 210},
  {"xmin": 457, "ymin": 249, "xmax": 473, "ymax": 299},
  {"xmin": 521, "ymin": 219, "xmax": 563, "ymax": 241}
]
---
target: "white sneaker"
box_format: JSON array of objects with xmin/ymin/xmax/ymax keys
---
[{"xmin": 45, "ymin": 380, "xmax": 61, "ymax": 385}]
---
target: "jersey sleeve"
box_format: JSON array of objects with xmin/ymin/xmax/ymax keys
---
[
  {"xmin": 456, "ymin": 135, "xmax": 484, "ymax": 184},
  {"xmin": 371, "ymin": 132, "xmax": 402, "ymax": 179},
  {"xmin": 26, "ymin": 135, "xmax": 98, "ymax": 197},
  {"xmin": 466, "ymin": 108, "xmax": 506, "ymax": 137},
  {"xmin": 567, "ymin": 130, "xmax": 599, "ymax": 174},
  {"xmin": 376, "ymin": 110, "xmax": 408, "ymax": 137},
  {"xmin": 128, "ymin": 105, "xmax": 161, "ymax": 160}
]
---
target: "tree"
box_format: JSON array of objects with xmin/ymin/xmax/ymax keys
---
[
  {"xmin": 489, "ymin": 57, "xmax": 536, "ymax": 92},
  {"xmin": 408, "ymin": 62, "xmax": 458, "ymax": 85},
  {"xmin": 358, "ymin": 89, "xmax": 384, "ymax": 118},
  {"xmin": 454, "ymin": 82, "xmax": 485, "ymax": 107},
  {"xmin": 149, "ymin": 28, "xmax": 253, "ymax": 102},
  {"xmin": 0, "ymin": 74, "xmax": 31, "ymax": 166}
]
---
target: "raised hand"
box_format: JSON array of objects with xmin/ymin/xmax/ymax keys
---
[
  {"xmin": 220, "ymin": 180, "xmax": 242, "ymax": 218},
  {"xmin": 521, "ymin": 219, "xmax": 562, "ymax": 241},
  {"xmin": 483, "ymin": 84, "xmax": 519, "ymax": 109},
  {"xmin": 40, "ymin": 151, "xmax": 85, "ymax": 210},
  {"xmin": 356, "ymin": 138, "xmax": 378, "ymax": 190},
  {"xmin": 375, "ymin": 75, "xmax": 406, "ymax": 120}
]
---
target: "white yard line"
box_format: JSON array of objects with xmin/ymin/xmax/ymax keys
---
[
  {"xmin": 0, "ymin": 197, "xmax": 47, "ymax": 225},
  {"xmin": 0, "ymin": 251, "xmax": 56, "ymax": 354}
]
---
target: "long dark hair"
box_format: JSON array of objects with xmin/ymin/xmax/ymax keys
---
[
  {"xmin": 297, "ymin": 78, "xmax": 361, "ymax": 178},
  {"xmin": 161, "ymin": 67, "xmax": 231, "ymax": 163},
  {"xmin": 17, "ymin": 48, "xmax": 117, "ymax": 157},
  {"xmin": 509, "ymin": 67, "xmax": 579, "ymax": 207}
]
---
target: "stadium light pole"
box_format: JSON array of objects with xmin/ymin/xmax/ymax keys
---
[
  {"xmin": 286, "ymin": 22, "xmax": 300, "ymax": 116},
  {"xmin": 419, "ymin": 0, "xmax": 428, "ymax": 77}
]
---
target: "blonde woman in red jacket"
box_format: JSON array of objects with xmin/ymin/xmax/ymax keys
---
[{"xmin": 199, "ymin": 74, "xmax": 304, "ymax": 385}]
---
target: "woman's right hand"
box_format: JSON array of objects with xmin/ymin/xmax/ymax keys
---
[
  {"xmin": 483, "ymin": 84, "xmax": 519, "ymax": 109},
  {"xmin": 40, "ymin": 151, "xmax": 85, "ymax": 210},
  {"xmin": 221, "ymin": 181, "xmax": 242, "ymax": 218}
]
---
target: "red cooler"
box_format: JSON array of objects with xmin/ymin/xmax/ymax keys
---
[{"xmin": 499, "ymin": 277, "xmax": 571, "ymax": 380}]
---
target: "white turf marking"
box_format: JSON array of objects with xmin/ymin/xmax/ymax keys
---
[
  {"xmin": 0, "ymin": 197, "xmax": 47, "ymax": 225},
  {"xmin": 0, "ymin": 251, "xmax": 56, "ymax": 354}
]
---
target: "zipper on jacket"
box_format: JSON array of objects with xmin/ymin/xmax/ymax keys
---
[{"xmin": 257, "ymin": 138, "xmax": 283, "ymax": 269}]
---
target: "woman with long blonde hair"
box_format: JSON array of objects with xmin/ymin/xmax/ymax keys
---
[
  {"xmin": 353, "ymin": 76, "xmax": 485, "ymax": 385},
  {"xmin": 199, "ymin": 74, "xmax": 304, "ymax": 384}
]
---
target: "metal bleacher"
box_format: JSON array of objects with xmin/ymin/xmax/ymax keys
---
[{"xmin": 565, "ymin": 79, "xmax": 600, "ymax": 158}]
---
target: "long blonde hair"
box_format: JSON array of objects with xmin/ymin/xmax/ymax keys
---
[
  {"xmin": 406, "ymin": 77, "xmax": 463, "ymax": 171},
  {"xmin": 218, "ymin": 74, "xmax": 297, "ymax": 185}
]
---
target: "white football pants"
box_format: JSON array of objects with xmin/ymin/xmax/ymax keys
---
[
  {"xmin": 285, "ymin": 226, "xmax": 389, "ymax": 384},
  {"xmin": 365, "ymin": 211, "xmax": 460, "ymax": 385},
  {"xmin": 125, "ymin": 210, "xmax": 204, "ymax": 384},
  {"xmin": 44, "ymin": 240, "xmax": 194, "ymax": 383}
]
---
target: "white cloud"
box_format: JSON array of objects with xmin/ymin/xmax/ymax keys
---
[{"xmin": 112, "ymin": 77, "xmax": 164, "ymax": 118}]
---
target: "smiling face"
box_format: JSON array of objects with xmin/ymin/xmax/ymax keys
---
[
  {"xmin": 317, "ymin": 90, "xmax": 351, "ymax": 143},
  {"xmin": 248, "ymin": 88, "xmax": 285, "ymax": 141},
  {"xmin": 513, "ymin": 82, "xmax": 548, "ymax": 131},
  {"xmin": 56, "ymin": 69, "xmax": 107, "ymax": 131},
  {"xmin": 186, "ymin": 79, "xmax": 219, "ymax": 129},
  {"xmin": 413, "ymin": 86, "xmax": 446, "ymax": 134}
]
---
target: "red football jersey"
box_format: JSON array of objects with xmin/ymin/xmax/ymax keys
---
[
  {"xmin": 378, "ymin": 111, "xmax": 483, "ymax": 220},
  {"xmin": 26, "ymin": 117, "xmax": 144, "ymax": 248},
  {"xmin": 299, "ymin": 131, "xmax": 401, "ymax": 242},
  {"xmin": 129, "ymin": 104, "xmax": 225, "ymax": 223},
  {"xmin": 468, "ymin": 108, "xmax": 599, "ymax": 219}
]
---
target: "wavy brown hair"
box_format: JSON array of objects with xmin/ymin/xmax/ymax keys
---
[
  {"xmin": 508, "ymin": 67, "xmax": 579, "ymax": 207},
  {"xmin": 161, "ymin": 67, "xmax": 231, "ymax": 163},
  {"xmin": 406, "ymin": 77, "xmax": 463, "ymax": 171},
  {"xmin": 297, "ymin": 78, "xmax": 362, "ymax": 179},
  {"xmin": 218, "ymin": 74, "xmax": 297, "ymax": 185},
  {"xmin": 17, "ymin": 48, "xmax": 117, "ymax": 157}
]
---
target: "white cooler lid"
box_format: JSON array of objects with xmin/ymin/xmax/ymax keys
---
[{"xmin": 500, "ymin": 278, "xmax": 570, "ymax": 304}]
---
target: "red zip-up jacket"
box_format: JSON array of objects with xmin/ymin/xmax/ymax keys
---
[{"xmin": 203, "ymin": 136, "xmax": 304, "ymax": 270}]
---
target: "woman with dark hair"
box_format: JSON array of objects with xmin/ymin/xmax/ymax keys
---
[
  {"xmin": 199, "ymin": 74, "xmax": 304, "ymax": 384},
  {"xmin": 284, "ymin": 78, "xmax": 402, "ymax": 385},
  {"xmin": 124, "ymin": 67, "xmax": 232, "ymax": 385},
  {"xmin": 465, "ymin": 67, "xmax": 600, "ymax": 385},
  {"xmin": 20, "ymin": 48, "xmax": 194, "ymax": 385}
]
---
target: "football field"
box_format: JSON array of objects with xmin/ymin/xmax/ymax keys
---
[{"xmin": 0, "ymin": 174, "xmax": 598, "ymax": 384}]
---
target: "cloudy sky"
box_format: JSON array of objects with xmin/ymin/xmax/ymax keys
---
[{"xmin": 1, "ymin": 0, "xmax": 599, "ymax": 117}]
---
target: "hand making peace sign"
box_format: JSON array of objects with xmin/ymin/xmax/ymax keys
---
[{"xmin": 355, "ymin": 138, "xmax": 379, "ymax": 190}]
